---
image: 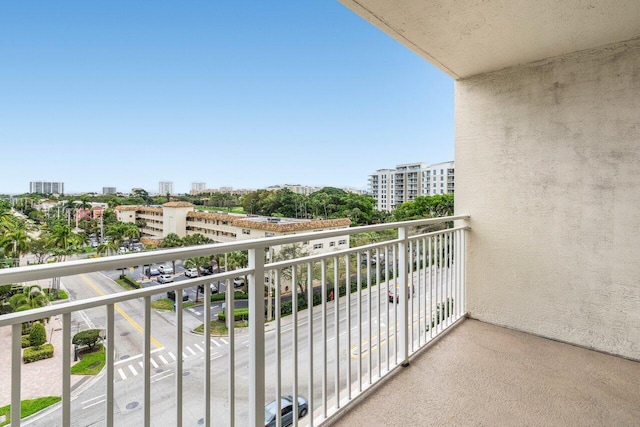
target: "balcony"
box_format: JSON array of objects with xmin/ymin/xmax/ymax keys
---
[{"xmin": 0, "ymin": 216, "xmax": 470, "ymax": 426}]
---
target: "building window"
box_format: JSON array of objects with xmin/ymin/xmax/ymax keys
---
[
  {"xmin": 265, "ymin": 232, "xmax": 274, "ymax": 237},
  {"xmin": 242, "ymin": 229, "xmax": 251, "ymax": 235},
  {"xmin": 338, "ymin": 239, "xmax": 346, "ymax": 245},
  {"xmin": 329, "ymin": 241, "xmax": 335, "ymax": 247},
  {"xmin": 313, "ymin": 243, "xmax": 323, "ymax": 250}
]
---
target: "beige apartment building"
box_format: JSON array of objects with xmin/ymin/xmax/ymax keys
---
[{"xmin": 115, "ymin": 202, "xmax": 351, "ymax": 255}]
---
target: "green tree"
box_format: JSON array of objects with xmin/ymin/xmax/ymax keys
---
[{"xmin": 72, "ymin": 329, "xmax": 103, "ymax": 350}]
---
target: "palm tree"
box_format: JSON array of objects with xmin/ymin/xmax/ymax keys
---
[
  {"xmin": 9, "ymin": 284, "xmax": 49, "ymax": 312},
  {"xmin": 0, "ymin": 222, "xmax": 32, "ymax": 266}
]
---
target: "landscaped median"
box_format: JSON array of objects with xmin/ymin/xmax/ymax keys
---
[{"xmin": 0, "ymin": 397, "xmax": 61, "ymax": 427}]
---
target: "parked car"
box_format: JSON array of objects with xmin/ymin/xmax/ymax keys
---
[
  {"xmin": 265, "ymin": 395, "xmax": 308, "ymax": 427},
  {"xmin": 199, "ymin": 266, "xmax": 213, "ymax": 276},
  {"xmin": 158, "ymin": 264, "xmax": 174, "ymax": 274},
  {"xmin": 167, "ymin": 289, "xmax": 188, "ymax": 301},
  {"xmin": 233, "ymin": 277, "xmax": 245, "ymax": 288},
  {"xmin": 145, "ymin": 267, "xmax": 160, "ymax": 277},
  {"xmin": 184, "ymin": 268, "xmax": 198, "ymax": 278},
  {"xmin": 197, "ymin": 282, "xmax": 221, "ymax": 294},
  {"xmin": 158, "ymin": 274, "xmax": 174, "ymax": 284}
]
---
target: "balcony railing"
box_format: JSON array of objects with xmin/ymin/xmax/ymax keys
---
[{"xmin": 0, "ymin": 215, "xmax": 469, "ymax": 426}]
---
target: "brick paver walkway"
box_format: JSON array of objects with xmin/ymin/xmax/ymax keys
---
[{"xmin": 0, "ymin": 312, "xmax": 86, "ymax": 407}]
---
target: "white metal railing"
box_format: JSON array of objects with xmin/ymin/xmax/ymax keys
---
[{"xmin": 0, "ymin": 215, "xmax": 469, "ymax": 426}]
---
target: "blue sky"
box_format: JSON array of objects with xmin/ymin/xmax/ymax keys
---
[{"xmin": 0, "ymin": 1, "xmax": 453, "ymax": 195}]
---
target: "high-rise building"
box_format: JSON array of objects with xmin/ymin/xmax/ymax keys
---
[
  {"xmin": 102, "ymin": 186, "xmax": 117, "ymax": 195},
  {"xmin": 369, "ymin": 161, "xmax": 454, "ymax": 212},
  {"xmin": 158, "ymin": 181, "xmax": 174, "ymax": 195},
  {"xmin": 192, "ymin": 182, "xmax": 206, "ymax": 192},
  {"xmin": 29, "ymin": 181, "xmax": 64, "ymax": 195}
]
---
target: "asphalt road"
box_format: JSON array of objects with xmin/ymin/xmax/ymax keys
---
[{"xmin": 24, "ymin": 266, "xmax": 452, "ymax": 426}]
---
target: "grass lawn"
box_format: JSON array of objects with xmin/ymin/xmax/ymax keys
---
[
  {"xmin": 193, "ymin": 319, "xmax": 248, "ymax": 335},
  {"xmin": 0, "ymin": 396, "xmax": 61, "ymax": 426},
  {"xmin": 151, "ymin": 299, "xmax": 196, "ymax": 311},
  {"xmin": 115, "ymin": 278, "xmax": 137, "ymax": 291},
  {"xmin": 70, "ymin": 344, "xmax": 105, "ymax": 375}
]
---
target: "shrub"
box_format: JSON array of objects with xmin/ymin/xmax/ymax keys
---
[
  {"xmin": 211, "ymin": 291, "xmax": 248, "ymax": 302},
  {"xmin": 21, "ymin": 335, "xmax": 30, "ymax": 348},
  {"xmin": 0, "ymin": 302, "xmax": 12, "ymax": 315},
  {"xmin": 121, "ymin": 275, "xmax": 140, "ymax": 289},
  {"xmin": 218, "ymin": 308, "xmax": 249, "ymax": 322},
  {"xmin": 23, "ymin": 343, "xmax": 54, "ymax": 363},
  {"xmin": 29, "ymin": 322, "xmax": 46, "ymax": 348},
  {"xmin": 72, "ymin": 329, "xmax": 103, "ymax": 350}
]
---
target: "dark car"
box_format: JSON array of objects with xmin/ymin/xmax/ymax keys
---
[
  {"xmin": 388, "ymin": 283, "xmax": 414, "ymax": 303},
  {"xmin": 167, "ymin": 289, "xmax": 188, "ymax": 301},
  {"xmin": 264, "ymin": 395, "xmax": 308, "ymax": 427}
]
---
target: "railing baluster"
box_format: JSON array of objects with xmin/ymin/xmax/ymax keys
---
[
  {"xmin": 176, "ymin": 288, "xmax": 183, "ymax": 427},
  {"xmin": 275, "ymin": 270, "xmax": 281, "ymax": 427},
  {"xmin": 248, "ymin": 246, "xmax": 265, "ymax": 427},
  {"xmin": 204, "ymin": 281, "xmax": 211, "ymax": 427},
  {"xmin": 106, "ymin": 304, "xmax": 114, "ymax": 427},
  {"xmin": 344, "ymin": 254, "xmax": 351, "ymax": 401},
  {"xmin": 333, "ymin": 256, "xmax": 340, "ymax": 408},
  {"xmin": 321, "ymin": 259, "xmax": 328, "ymax": 417},
  {"xmin": 228, "ymin": 277, "xmax": 235, "ymax": 427},
  {"xmin": 62, "ymin": 312, "xmax": 71, "ymax": 426},
  {"xmin": 11, "ymin": 323, "xmax": 20, "ymax": 427},
  {"xmin": 398, "ymin": 226, "xmax": 409, "ymax": 366},
  {"xmin": 355, "ymin": 252, "xmax": 362, "ymax": 393},
  {"xmin": 366, "ymin": 250, "xmax": 372, "ymax": 385},
  {"xmin": 375, "ymin": 247, "xmax": 381, "ymax": 379},
  {"xmin": 384, "ymin": 246, "xmax": 390, "ymax": 372},
  {"xmin": 144, "ymin": 295, "xmax": 151, "ymax": 425},
  {"xmin": 292, "ymin": 266, "xmax": 299, "ymax": 425},
  {"xmin": 307, "ymin": 262, "xmax": 314, "ymax": 427},
  {"xmin": 409, "ymin": 240, "xmax": 414, "ymax": 354}
]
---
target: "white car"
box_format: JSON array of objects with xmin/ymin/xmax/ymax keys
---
[
  {"xmin": 158, "ymin": 265, "xmax": 174, "ymax": 274},
  {"xmin": 184, "ymin": 268, "xmax": 198, "ymax": 278},
  {"xmin": 158, "ymin": 274, "xmax": 173, "ymax": 284}
]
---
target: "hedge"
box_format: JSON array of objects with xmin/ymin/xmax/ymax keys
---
[
  {"xmin": 211, "ymin": 291, "xmax": 248, "ymax": 302},
  {"xmin": 120, "ymin": 275, "xmax": 140, "ymax": 289},
  {"xmin": 21, "ymin": 336, "xmax": 30, "ymax": 348},
  {"xmin": 23, "ymin": 344, "xmax": 54, "ymax": 363},
  {"xmin": 218, "ymin": 308, "xmax": 249, "ymax": 322}
]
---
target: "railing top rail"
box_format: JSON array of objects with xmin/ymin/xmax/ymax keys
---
[{"xmin": 0, "ymin": 215, "xmax": 468, "ymax": 285}]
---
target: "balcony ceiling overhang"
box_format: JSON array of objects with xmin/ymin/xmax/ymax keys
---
[{"xmin": 339, "ymin": 0, "xmax": 640, "ymax": 79}]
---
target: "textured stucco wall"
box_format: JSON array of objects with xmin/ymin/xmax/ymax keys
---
[{"xmin": 455, "ymin": 38, "xmax": 640, "ymax": 359}]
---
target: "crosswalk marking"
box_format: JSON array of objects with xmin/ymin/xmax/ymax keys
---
[
  {"xmin": 194, "ymin": 343, "xmax": 204, "ymax": 352},
  {"xmin": 159, "ymin": 355, "xmax": 168, "ymax": 364},
  {"xmin": 118, "ymin": 368, "xmax": 126, "ymax": 380},
  {"xmin": 211, "ymin": 340, "xmax": 221, "ymax": 347},
  {"xmin": 169, "ymin": 352, "xmax": 176, "ymax": 361},
  {"xmin": 151, "ymin": 358, "xmax": 159, "ymax": 368},
  {"xmin": 138, "ymin": 361, "xmax": 144, "ymax": 369},
  {"xmin": 182, "ymin": 352, "xmax": 188, "ymax": 359},
  {"xmin": 187, "ymin": 346, "xmax": 197, "ymax": 356},
  {"xmin": 220, "ymin": 338, "xmax": 228, "ymax": 345},
  {"xmin": 128, "ymin": 365, "xmax": 138, "ymax": 376}
]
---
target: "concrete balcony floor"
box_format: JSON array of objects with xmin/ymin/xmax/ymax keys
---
[{"xmin": 332, "ymin": 319, "xmax": 640, "ymax": 426}]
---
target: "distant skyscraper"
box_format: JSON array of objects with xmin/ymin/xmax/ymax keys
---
[
  {"xmin": 158, "ymin": 181, "xmax": 174, "ymax": 195},
  {"xmin": 102, "ymin": 186, "xmax": 117, "ymax": 195},
  {"xmin": 192, "ymin": 182, "xmax": 206, "ymax": 192},
  {"xmin": 29, "ymin": 181, "xmax": 64, "ymax": 195}
]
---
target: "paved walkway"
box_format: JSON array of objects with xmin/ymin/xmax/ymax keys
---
[{"xmin": 0, "ymin": 315, "xmax": 86, "ymax": 407}]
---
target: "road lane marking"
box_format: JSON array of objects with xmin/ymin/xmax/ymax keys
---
[
  {"xmin": 82, "ymin": 398, "xmax": 106, "ymax": 410},
  {"xmin": 138, "ymin": 361, "xmax": 144, "ymax": 369},
  {"xmin": 114, "ymin": 347, "xmax": 165, "ymax": 365},
  {"xmin": 80, "ymin": 274, "xmax": 163, "ymax": 348},
  {"xmin": 128, "ymin": 365, "xmax": 137, "ymax": 376},
  {"xmin": 152, "ymin": 372, "xmax": 174, "ymax": 383},
  {"xmin": 182, "ymin": 352, "xmax": 188, "ymax": 359},
  {"xmin": 211, "ymin": 355, "xmax": 223, "ymax": 361},
  {"xmin": 211, "ymin": 340, "xmax": 221, "ymax": 347},
  {"xmin": 194, "ymin": 343, "xmax": 204, "ymax": 352},
  {"xmin": 220, "ymin": 338, "xmax": 228, "ymax": 345},
  {"xmin": 159, "ymin": 355, "xmax": 168, "ymax": 364},
  {"xmin": 118, "ymin": 368, "xmax": 126, "ymax": 380},
  {"xmin": 150, "ymin": 358, "xmax": 159, "ymax": 368},
  {"xmin": 81, "ymin": 394, "xmax": 105, "ymax": 405},
  {"xmin": 169, "ymin": 352, "xmax": 176, "ymax": 361},
  {"xmin": 186, "ymin": 346, "xmax": 197, "ymax": 356}
]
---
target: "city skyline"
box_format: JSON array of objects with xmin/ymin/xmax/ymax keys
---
[{"xmin": 1, "ymin": 2, "xmax": 454, "ymax": 195}]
